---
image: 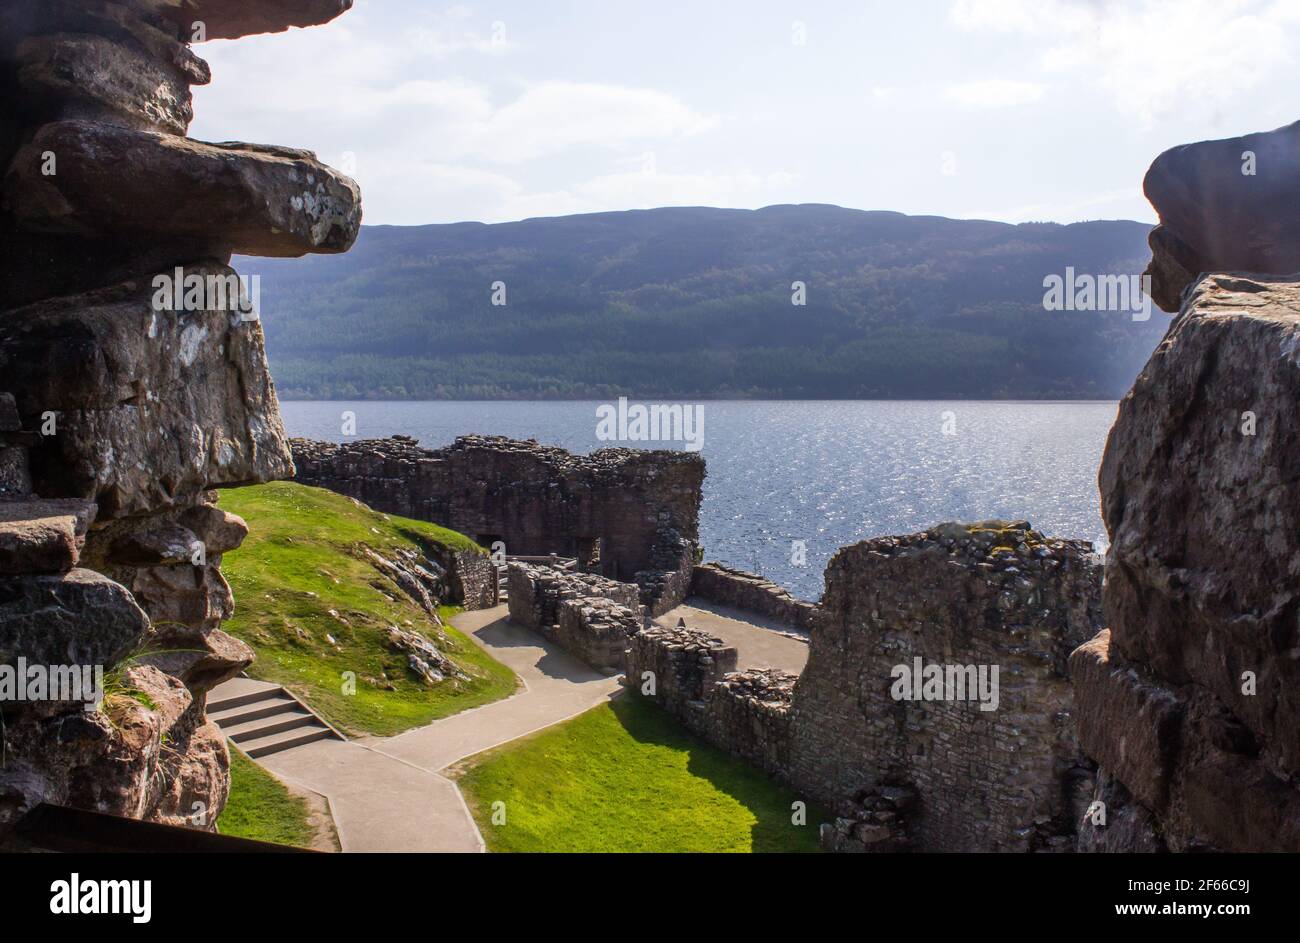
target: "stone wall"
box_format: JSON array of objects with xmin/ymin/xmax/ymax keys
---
[
  {"xmin": 447, "ymin": 549, "xmax": 496, "ymax": 610},
  {"xmin": 628, "ymin": 520, "xmax": 1104, "ymax": 852},
  {"xmin": 0, "ymin": 0, "xmax": 358, "ymax": 838},
  {"xmin": 1072, "ymin": 273, "xmax": 1300, "ymax": 852},
  {"xmin": 787, "ymin": 521, "xmax": 1101, "ymax": 852},
  {"xmin": 690, "ymin": 562, "xmax": 819, "ymax": 630},
  {"xmin": 625, "ymin": 627, "xmax": 795, "ymax": 782},
  {"xmin": 292, "ymin": 435, "xmax": 704, "ymax": 612},
  {"xmin": 507, "ymin": 562, "xmax": 641, "ymax": 672}
]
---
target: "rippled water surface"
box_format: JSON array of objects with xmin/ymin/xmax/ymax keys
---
[{"xmin": 280, "ymin": 400, "xmax": 1116, "ymax": 601}]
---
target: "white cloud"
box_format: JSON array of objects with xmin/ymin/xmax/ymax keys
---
[
  {"xmin": 945, "ymin": 79, "xmax": 1046, "ymax": 108},
  {"xmin": 461, "ymin": 82, "xmax": 717, "ymax": 164},
  {"xmin": 949, "ymin": 0, "xmax": 1293, "ymax": 124},
  {"xmin": 404, "ymin": 5, "xmax": 516, "ymax": 58},
  {"xmin": 193, "ymin": 16, "xmax": 727, "ymax": 223}
]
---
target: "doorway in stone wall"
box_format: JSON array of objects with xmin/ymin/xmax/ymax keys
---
[{"xmin": 577, "ymin": 536, "xmax": 603, "ymax": 572}]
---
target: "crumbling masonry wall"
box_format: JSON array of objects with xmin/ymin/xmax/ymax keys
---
[
  {"xmin": 0, "ymin": 0, "xmax": 359, "ymax": 837},
  {"xmin": 292, "ymin": 435, "xmax": 704, "ymax": 614},
  {"xmin": 690, "ymin": 562, "xmax": 819, "ymax": 630},
  {"xmin": 508, "ymin": 562, "xmax": 641, "ymax": 672},
  {"xmin": 627, "ymin": 521, "xmax": 1104, "ymax": 852}
]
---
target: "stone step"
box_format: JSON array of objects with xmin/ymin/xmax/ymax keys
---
[
  {"xmin": 208, "ymin": 680, "xmax": 285, "ymax": 713},
  {"xmin": 224, "ymin": 709, "xmax": 319, "ymax": 743},
  {"xmin": 208, "ymin": 676, "xmax": 344, "ymax": 758},
  {"xmin": 240, "ymin": 723, "xmax": 336, "ymax": 759},
  {"xmin": 208, "ymin": 693, "xmax": 299, "ymax": 729}
]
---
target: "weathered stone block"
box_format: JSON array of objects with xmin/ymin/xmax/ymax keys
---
[
  {"xmin": 0, "ymin": 265, "xmax": 292, "ymax": 518},
  {"xmin": 106, "ymin": 560, "xmax": 234, "ymax": 632},
  {"xmin": 145, "ymin": 719, "xmax": 230, "ymax": 829},
  {"xmin": 1100, "ymin": 274, "xmax": 1300, "ymax": 777},
  {"xmin": 0, "ymin": 568, "xmax": 147, "ymax": 675},
  {"xmin": 17, "ymin": 32, "xmax": 197, "ymax": 134},
  {"xmin": 6, "ymin": 120, "xmax": 361, "ymax": 257},
  {"xmin": 0, "ymin": 498, "xmax": 96, "ymax": 575},
  {"xmin": 1069, "ymin": 630, "xmax": 1183, "ymax": 812},
  {"xmin": 1142, "ymin": 121, "xmax": 1300, "ymax": 311},
  {"xmin": 159, "ymin": 0, "xmax": 354, "ymax": 41},
  {"xmin": 140, "ymin": 626, "xmax": 253, "ymax": 694}
]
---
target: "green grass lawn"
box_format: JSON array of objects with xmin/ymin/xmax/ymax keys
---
[
  {"xmin": 456, "ymin": 695, "xmax": 826, "ymax": 853},
  {"xmin": 217, "ymin": 744, "xmax": 317, "ymax": 847},
  {"xmin": 218, "ymin": 481, "xmax": 518, "ymax": 736}
]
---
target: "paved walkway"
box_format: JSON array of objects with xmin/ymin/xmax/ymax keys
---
[
  {"xmin": 257, "ymin": 606, "xmax": 621, "ymax": 852},
  {"xmin": 659, "ymin": 597, "xmax": 809, "ymax": 674}
]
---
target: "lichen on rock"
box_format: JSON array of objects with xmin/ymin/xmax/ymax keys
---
[{"xmin": 0, "ymin": 0, "xmax": 359, "ymax": 840}]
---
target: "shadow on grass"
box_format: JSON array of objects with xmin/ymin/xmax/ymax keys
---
[{"xmin": 609, "ymin": 695, "xmax": 824, "ymax": 853}]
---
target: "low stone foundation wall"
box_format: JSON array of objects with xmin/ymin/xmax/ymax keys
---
[
  {"xmin": 637, "ymin": 538, "xmax": 696, "ymax": 616},
  {"xmin": 701, "ymin": 668, "xmax": 796, "ymax": 780},
  {"xmin": 555, "ymin": 597, "xmax": 641, "ymax": 673},
  {"xmin": 507, "ymin": 562, "xmax": 641, "ymax": 671},
  {"xmin": 626, "ymin": 624, "xmax": 738, "ymax": 721},
  {"xmin": 449, "ymin": 549, "xmax": 496, "ymax": 609},
  {"xmin": 625, "ymin": 627, "xmax": 796, "ymax": 782},
  {"xmin": 690, "ymin": 562, "xmax": 818, "ymax": 629}
]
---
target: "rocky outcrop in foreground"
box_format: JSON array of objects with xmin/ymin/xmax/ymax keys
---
[
  {"xmin": 1073, "ymin": 273, "xmax": 1300, "ymax": 851},
  {"xmin": 1142, "ymin": 120, "xmax": 1300, "ymax": 312},
  {"xmin": 0, "ymin": 0, "xmax": 359, "ymax": 837}
]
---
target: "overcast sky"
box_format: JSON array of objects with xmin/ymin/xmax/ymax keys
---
[{"xmin": 190, "ymin": 0, "xmax": 1300, "ymax": 227}]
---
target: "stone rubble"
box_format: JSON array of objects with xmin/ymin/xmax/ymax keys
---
[
  {"xmin": 821, "ymin": 783, "xmax": 919, "ymax": 853},
  {"xmin": 385, "ymin": 625, "xmax": 467, "ymax": 686}
]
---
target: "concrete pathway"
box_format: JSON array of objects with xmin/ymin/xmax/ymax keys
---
[
  {"xmin": 659, "ymin": 597, "xmax": 810, "ymax": 674},
  {"xmin": 256, "ymin": 606, "xmax": 621, "ymax": 852}
]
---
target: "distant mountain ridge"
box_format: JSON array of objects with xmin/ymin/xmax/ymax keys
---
[{"xmin": 236, "ymin": 203, "xmax": 1165, "ymax": 400}]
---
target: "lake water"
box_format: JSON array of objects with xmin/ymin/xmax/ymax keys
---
[{"xmin": 279, "ymin": 400, "xmax": 1117, "ymax": 602}]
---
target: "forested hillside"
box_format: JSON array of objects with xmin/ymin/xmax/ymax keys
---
[{"xmin": 237, "ymin": 204, "xmax": 1164, "ymax": 399}]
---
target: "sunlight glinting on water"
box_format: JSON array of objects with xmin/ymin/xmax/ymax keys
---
[{"xmin": 280, "ymin": 400, "xmax": 1117, "ymax": 601}]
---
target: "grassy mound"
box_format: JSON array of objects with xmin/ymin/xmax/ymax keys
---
[
  {"xmin": 218, "ymin": 481, "xmax": 517, "ymax": 736},
  {"xmin": 455, "ymin": 695, "xmax": 825, "ymax": 853},
  {"xmin": 217, "ymin": 744, "xmax": 317, "ymax": 847}
]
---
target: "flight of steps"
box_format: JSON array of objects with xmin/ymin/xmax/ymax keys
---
[
  {"xmin": 208, "ymin": 678, "xmax": 343, "ymax": 758},
  {"xmin": 496, "ymin": 561, "xmax": 509, "ymax": 603}
]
